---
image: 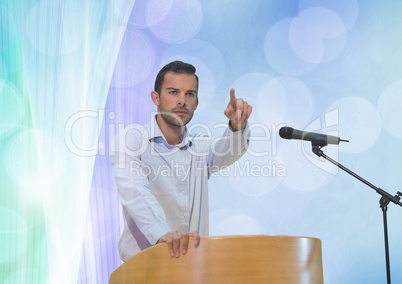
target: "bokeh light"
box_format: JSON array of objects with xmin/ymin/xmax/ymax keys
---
[
  {"xmin": 0, "ymin": 80, "xmax": 23, "ymax": 137},
  {"xmin": 289, "ymin": 7, "xmax": 347, "ymax": 64},
  {"xmin": 328, "ymin": 97, "xmax": 382, "ymax": 154},
  {"xmin": 377, "ymin": 80, "xmax": 402, "ymax": 139},
  {"xmin": 146, "ymin": 0, "xmax": 203, "ymax": 44},
  {"xmin": 256, "ymin": 76, "xmax": 314, "ymax": 127}
]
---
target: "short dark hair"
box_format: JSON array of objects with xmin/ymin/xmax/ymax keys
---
[{"xmin": 154, "ymin": 61, "xmax": 199, "ymax": 94}]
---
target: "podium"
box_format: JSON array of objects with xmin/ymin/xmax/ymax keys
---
[{"xmin": 109, "ymin": 235, "xmax": 323, "ymax": 284}]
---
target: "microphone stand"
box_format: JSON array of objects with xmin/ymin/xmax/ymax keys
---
[{"xmin": 311, "ymin": 143, "xmax": 402, "ymax": 284}]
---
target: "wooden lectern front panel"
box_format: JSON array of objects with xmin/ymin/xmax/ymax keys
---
[{"xmin": 109, "ymin": 235, "xmax": 323, "ymax": 284}]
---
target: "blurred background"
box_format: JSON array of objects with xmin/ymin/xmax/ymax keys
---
[{"xmin": 1, "ymin": 0, "xmax": 402, "ymax": 283}]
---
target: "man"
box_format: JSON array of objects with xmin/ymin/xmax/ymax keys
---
[{"xmin": 112, "ymin": 61, "xmax": 252, "ymax": 261}]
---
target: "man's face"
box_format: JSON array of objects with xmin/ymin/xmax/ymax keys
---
[{"xmin": 152, "ymin": 72, "xmax": 199, "ymax": 127}]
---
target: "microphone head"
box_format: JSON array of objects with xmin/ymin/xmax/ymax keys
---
[{"xmin": 279, "ymin": 127, "xmax": 294, "ymax": 139}]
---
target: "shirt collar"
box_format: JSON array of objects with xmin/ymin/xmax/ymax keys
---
[{"xmin": 148, "ymin": 115, "xmax": 192, "ymax": 149}]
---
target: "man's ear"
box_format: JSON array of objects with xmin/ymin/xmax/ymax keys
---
[{"xmin": 151, "ymin": 91, "xmax": 160, "ymax": 106}]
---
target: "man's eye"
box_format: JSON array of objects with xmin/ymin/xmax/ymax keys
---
[
  {"xmin": 169, "ymin": 90, "xmax": 178, "ymax": 94},
  {"xmin": 186, "ymin": 92, "xmax": 195, "ymax": 96}
]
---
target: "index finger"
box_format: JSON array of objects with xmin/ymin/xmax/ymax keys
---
[{"xmin": 230, "ymin": 88, "xmax": 236, "ymax": 101}]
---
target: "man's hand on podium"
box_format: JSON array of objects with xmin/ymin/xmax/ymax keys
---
[{"xmin": 157, "ymin": 231, "xmax": 200, "ymax": 258}]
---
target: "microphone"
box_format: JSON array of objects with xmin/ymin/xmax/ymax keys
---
[{"xmin": 279, "ymin": 126, "xmax": 349, "ymax": 146}]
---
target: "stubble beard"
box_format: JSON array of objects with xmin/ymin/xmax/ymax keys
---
[{"xmin": 159, "ymin": 109, "xmax": 194, "ymax": 128}]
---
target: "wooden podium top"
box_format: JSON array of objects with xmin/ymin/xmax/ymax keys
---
[{"xmin": 109, "ymin": 235, "xmax": 323, "ymax": 284}]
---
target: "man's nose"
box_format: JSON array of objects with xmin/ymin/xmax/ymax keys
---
[{"xmin": 177, "ymin": 92, "xmax": 186, "ymax": 106}]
